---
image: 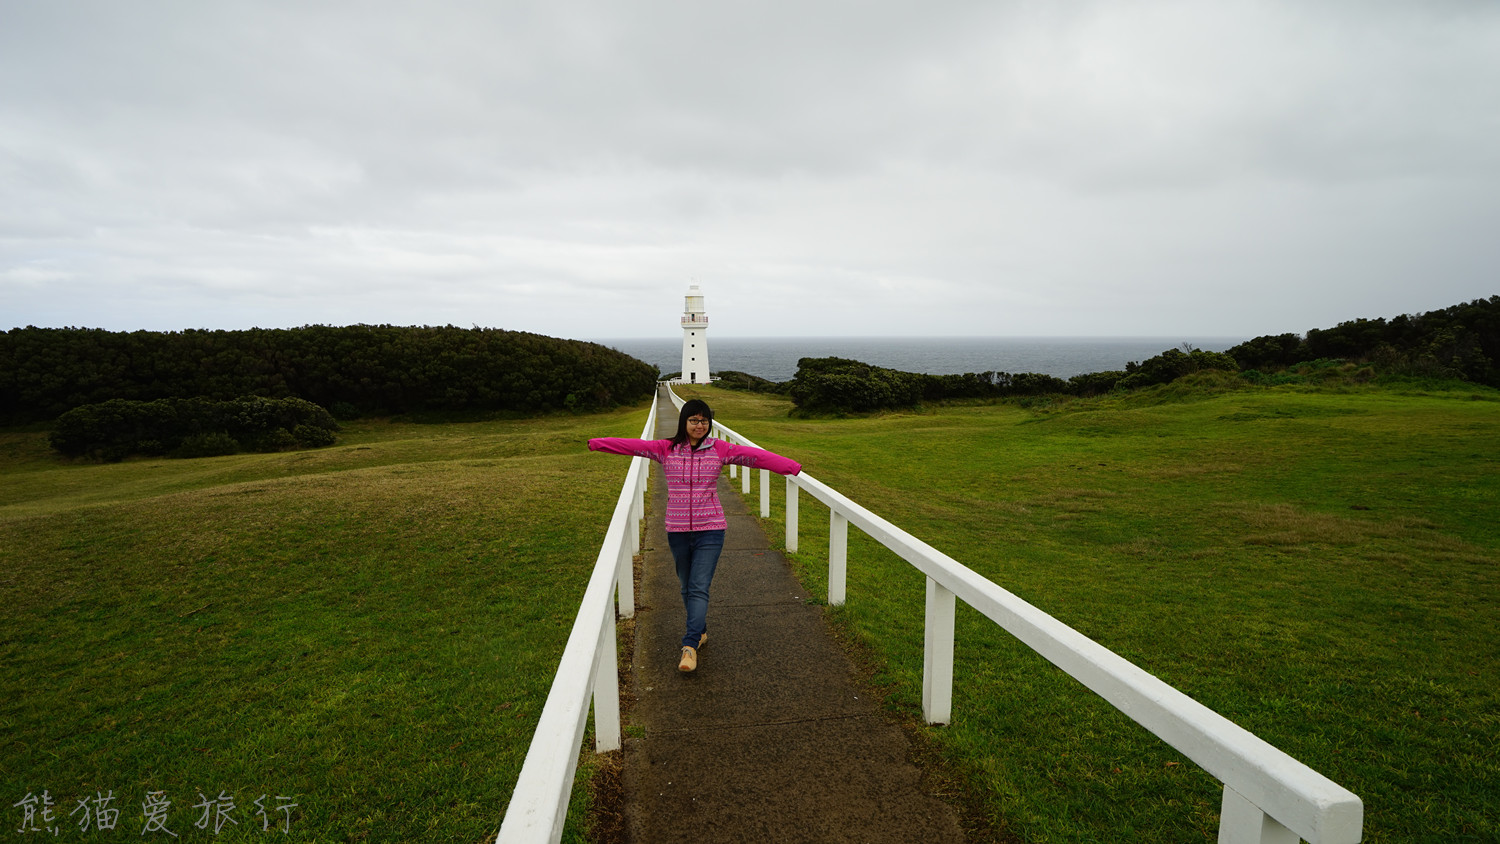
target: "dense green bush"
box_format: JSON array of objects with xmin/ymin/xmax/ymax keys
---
[
  {"xmin": 1117, "ymin": 347, "xmax": 1239, "ymax": 391},
  {"xmin": 0, "ymin": 324, "xmax": 659, "ymax": 424},
  {"xmin": 1227, "ymin": 296, "xmax": 1499, "ymax": 386},
  {"xmin": 712, "ymin": 370, "xmax": 786, "ymax": 394},
  {"xmin": 1227, "ymin": 332, "xmax": 1304, "ymax": 370},
  {"xmin": 1068, "ymin": 370, "xmax": 1126, "ymax": 396},
  {"xmin": 174, "ymin": 431, "xmax": 242, "ymax": 459},
  {"xmin": 994, "ymin": 371, "xmax": 1071, "ymax": 396},
  {"xmin": 787, "ymin": 358, "xmax": 926, "ymax": 412},
  {"xmin": 787, "ymin": 358, "xmax": 1078, "ymax": 412},
  {"xmin": 917, "ymin": 371, "xmax": 1068, "ymax": 400},
  {"xmin": 50, "ymin": 396, "xmax": 340, "ymax": 461},
  {"xmin": 294, "ymin": 423, "xmax": 337, "ymax": 448}
]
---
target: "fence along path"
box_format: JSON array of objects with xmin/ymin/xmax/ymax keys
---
[{"xmin": 498, "ymin": 385, "xmax": 1364, "ymax": 843}]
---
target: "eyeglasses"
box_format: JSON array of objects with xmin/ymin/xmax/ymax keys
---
[{"xmin": 686, "ymin": 417, "xmax": 710, "ymax": 426}]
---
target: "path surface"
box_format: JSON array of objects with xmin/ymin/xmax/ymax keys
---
[{"xmin": 621, "ymin": 390, "xmax": 965, "ymax": 843}]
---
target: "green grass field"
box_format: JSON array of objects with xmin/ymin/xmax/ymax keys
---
[
  {"xmin": 1, "ymin": 408, "xmax": 653, "ymax": 842},
  {"xmin": 6, "ymin": 377, "xmax": 1497, "ymax": 842},
  {"xmin": 677, "ymin": 377, "xmax": 1500, "ymax": 843}
]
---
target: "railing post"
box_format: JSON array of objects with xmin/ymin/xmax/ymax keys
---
[
  {"xmin": 729, "ymin": 463, "xmax": 737, "ymax": 480},
  {"xmin": 760, "ymin": 468, "xmax": 771, "ymax": 518},
  {"xmin": 923, "ymin": 576, "xmax": 955, "ymax": 725},
  {"xmin": 593, "ymin": 602, "xmax": 621, "ymax": 753},
  {"xmin": 741, "ymin": 462, "xmax": 751, "ymax": 494},
  {"xmin": 829, "ymin": 510, "xmax": 847, "ymax": 606},
  {"xmin": 785, "ymin": 478, "xmax": 799, "ymax": 553},
  {"xmin": 1218, "ymin": 786, "xmax": 1298, "ymax": 844},
  {"xmin": 616, "ymin": 539, "xmax": 634, "ymax": 620},
  {"xmin": 628, "ymin": 488, "xmax": 642, "ymax": 556}
]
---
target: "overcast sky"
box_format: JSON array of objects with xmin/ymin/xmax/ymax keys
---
[{"xmin": 3, "ymin": 1, "xmax": 1497, "ymax": 341}]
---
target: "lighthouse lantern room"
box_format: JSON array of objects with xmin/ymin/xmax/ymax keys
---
[{"xmin": 679, "ymin": 284, "xmax": 711, "ymax": 384}]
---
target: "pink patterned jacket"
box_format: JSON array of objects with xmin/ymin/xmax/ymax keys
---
[{"xmin": 588, "ymin": 436, "xmax": 802, "ymax": 532}]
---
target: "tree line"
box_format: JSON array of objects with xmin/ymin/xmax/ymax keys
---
[
  {"xmin": 0, "ymin": 324, "xmax": 660, "ymax": 425},
  {"xmin": 781, "ymin": 296, "xmax": 1498, "ymax": 413},
  {"xmin": 1224, "ymin": 296, "xmax": 1498, "ymax": 386},
  {"xmin": 782, "ymin": 348, "xmax": 1240, "ymax": 413}
]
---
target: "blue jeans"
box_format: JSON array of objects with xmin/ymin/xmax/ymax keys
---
[{"xmin": 666, "ymin": 530, "xmax": 725, "ymax": 650}]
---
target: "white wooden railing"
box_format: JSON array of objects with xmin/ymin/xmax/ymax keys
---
[
  {"xmin": 494, "ymin": 393, "xmax": 656, "ymax": 843},
  {"xmin": 667, "ymin": 387, "xmax": 1363, "ymax": 844},
  {"xmin": 497, "ymin": 387, "xmax": 1363, "ymax": 844}
]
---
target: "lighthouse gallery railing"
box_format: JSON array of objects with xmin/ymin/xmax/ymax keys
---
[{"xmin": 498, "ymin": 386, "xmax": 1364, "ymax": 844}]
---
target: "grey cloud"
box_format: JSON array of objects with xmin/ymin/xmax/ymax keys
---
[{"xmin": 2, "ymin": 1, "xmax": 1497, "ymax": 338}]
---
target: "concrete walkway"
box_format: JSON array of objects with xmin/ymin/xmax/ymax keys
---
[{"xmin": 620, "ymin": 393, "xmax": 965, "ymax": 843}]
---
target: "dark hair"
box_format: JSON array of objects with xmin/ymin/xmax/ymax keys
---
[{"xmin": 670, "ymin": 399, "xmax": 714, "ymax": 448}]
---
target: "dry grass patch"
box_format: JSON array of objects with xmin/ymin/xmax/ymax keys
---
[
  {"xmin": 1025, "ymin": 487, "xmax": 1118, "ymax": 522},
  {"xmin": 1230, "ymin": 502, "xmax": 1376, "ymax": 547},
  {"xmin": 1227, "ymin": 504, "xmax": 1500, "ymax": 567},
  {"xmin": 1132, "ymin": 462, "xmax": 1245, "ymax": 481},
  {"xmin": 1111, "ymin": 537, "xmax": 1167, "ymax": 557}
]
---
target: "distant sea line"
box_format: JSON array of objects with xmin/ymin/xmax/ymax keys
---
[{"xmin": 592, "ymin": 336, "xmax": 1248, "ymax": 383}]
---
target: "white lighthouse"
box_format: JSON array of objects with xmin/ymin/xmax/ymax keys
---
[{"xmin": 679, "ymin": 284, "xmax": 711, "ymax": 384}]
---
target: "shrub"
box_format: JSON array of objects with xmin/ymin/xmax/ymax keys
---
[
  {"xmin": 249, "ymin": 428, "xmax": 298, "ymax": 452},
  {"xmin": 1002, "ymin": 371, "xmax": 1071, "ymax": 395},
  {"xmin": 1069, "ymin": 370, "xmax": 1125, "ymax": 397},
  {"xmin": 713, "ymin": 370, "xmax": 786, "ymax": 394},
  {"xmin": 788, "ymin": 358, "xmax": 1088, "ymax": 412},
  {"xmin": 294, "ymin": 424, "xmax": 337, "ymax": 448},
  {"xmin": 50, "ymin": 396, "xmax": 340, "ymax": 461},
  {"xmin": 1228, "ymin": 333, "xmax": 1306, "ymax": 370},
  {"xmin": 787, "ymin": 358, "xmax": 926, "ymax": 412},
  {"xmin": 1118, "ymin": 347, "xmax": 1239, "ymax": 391},
  {"xmin": 173, "ymin": 431, "xmax": 241, "ymax": 458}
]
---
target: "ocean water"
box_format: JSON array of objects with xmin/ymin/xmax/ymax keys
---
[{"xmin": 593, "ymin": 336, "xmax": 1247, "ymax": 382}]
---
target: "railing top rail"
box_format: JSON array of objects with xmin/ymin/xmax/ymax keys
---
[{"xmin": 664, "ymin": 385, "xmax": 1362, "ymax": 844}]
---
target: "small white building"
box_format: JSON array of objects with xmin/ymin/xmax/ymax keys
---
[{"xmin": 679, "ymin": 284, "xmax": 712, "ymax": 384}]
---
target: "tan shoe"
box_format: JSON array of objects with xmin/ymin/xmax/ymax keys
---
[
  {"xmin": 678, "ymin": 646, "xmax": 698, "ymax": 673},
  {"xmin": 698, "ymin": 632, "xmax": 708, "ymax": 649}
]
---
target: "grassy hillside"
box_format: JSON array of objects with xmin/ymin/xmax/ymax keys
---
[
  {"xmin": 677, "ymin": 379, "xmax": 1500, "ymax": 843},
  {"xmin": 1, "ymin": 405, "xmax": 653, "ymax": 842}
]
